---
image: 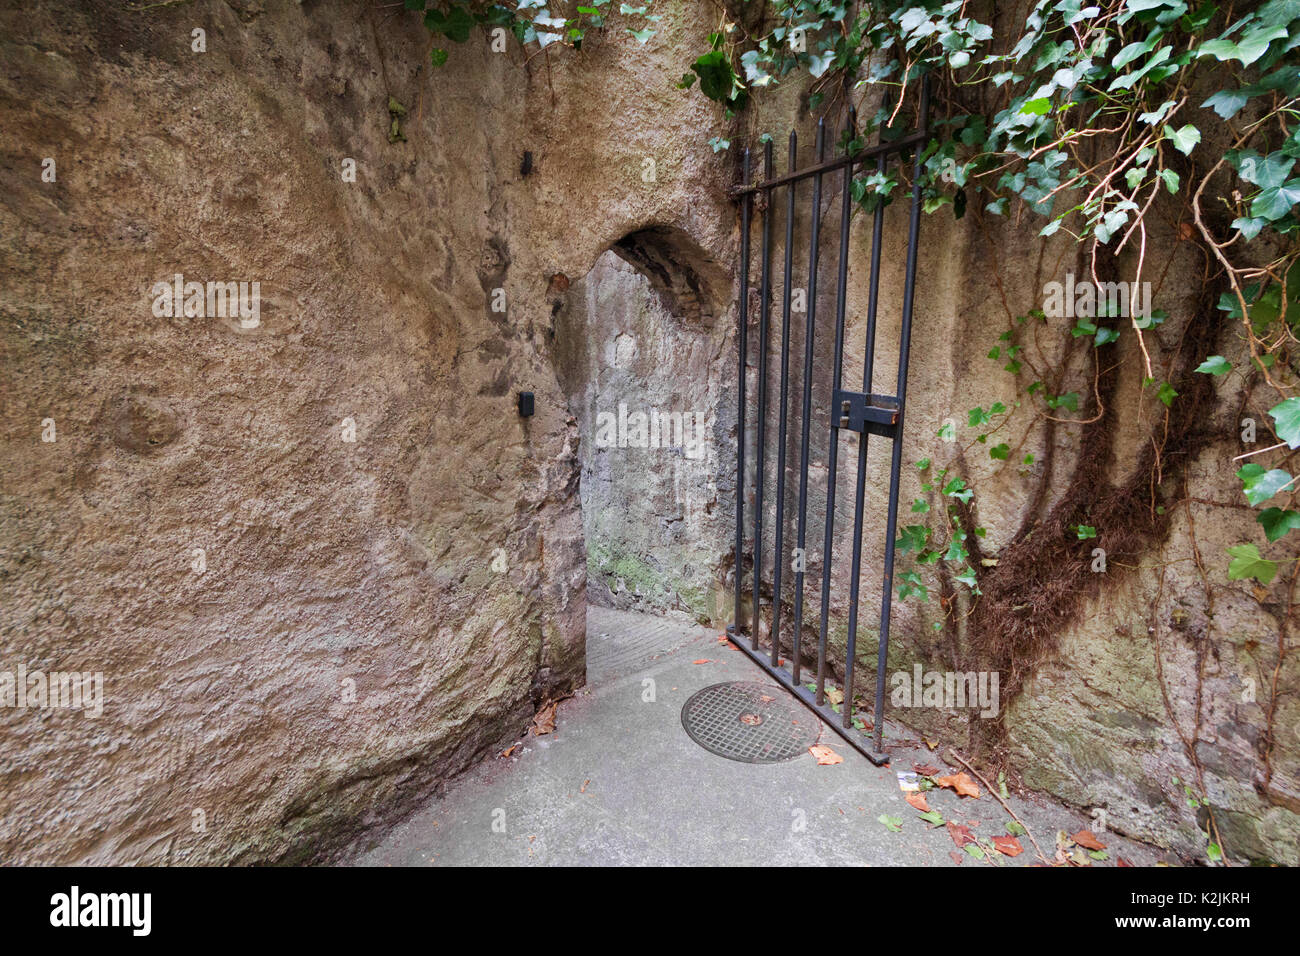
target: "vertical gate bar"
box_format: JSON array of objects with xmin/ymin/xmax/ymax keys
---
[
  {"xmin": 734, "ymin": 148, "xmax": 751, "ymax": 639},
  {"xmin": 836, "ymin": 91, "xmax": 892, "ymax": 714},
  {"xmin": 769, "ymin": 136, "xmax": 792, "ymax": 666},
  {"xmin": 751, "ymin": 146, "xmax": 778, "ymax": 651},
  {"xmin": 757, "ymin": 130, "xmax": 795, "ymax": 661},
  {"xmin": 872, "ymin": 75, "xmax": 931, "ymax": 752},
  {"xmin": 790, "ymin": 118, "xmax": 825, "ymax": 676},
  {"xmin": 811, "ymin": 108, "xmax": 856, "ymax": 691}
]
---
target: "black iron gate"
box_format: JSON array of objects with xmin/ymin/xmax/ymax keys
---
[{"xmin": 729, "ymin": 79, "xmax": 930, "ymax": 766}]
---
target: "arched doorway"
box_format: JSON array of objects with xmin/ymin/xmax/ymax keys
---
[{"xmin": 552, "ymin": 227, "xmax": 733, "ymax": 632}]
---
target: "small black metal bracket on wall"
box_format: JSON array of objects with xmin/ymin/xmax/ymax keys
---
[{"xmin": 729, "ymin": 78, "xmax": 931, "ymax": 766}]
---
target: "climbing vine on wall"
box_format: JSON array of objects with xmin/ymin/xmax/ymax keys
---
[
  {"xmin": 683, "ymin": 0, "xmax": 1300, "ymax": 599},
  {"xmin": 404, "ymin": 0, "xmax": 663, "ymax": 62},
  {"xmin": 406, "ymin": 0, "xmax": 1299, "ymax": 593}
]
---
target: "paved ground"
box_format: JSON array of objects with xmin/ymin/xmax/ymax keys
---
[{"xmin": 349, "ymin": 606, "xmax": 1174, "ymax": 866}]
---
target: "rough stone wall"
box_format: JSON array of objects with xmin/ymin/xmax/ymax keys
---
[
  {"xmin": 556, "ymin": 251, "xmax": 731, "ymax": 624},
  {"xmin": 0, "ymin": 0, "xmax": 734, "ymax": 864},
  {"xmin": 0, "ymin": 0, "xmax": 1294, "ymax": 867}
]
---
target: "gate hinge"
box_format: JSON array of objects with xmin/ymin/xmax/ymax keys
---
[{"xmin": 832, "ymin": 389, "xmax": 902, "ymax": 439}]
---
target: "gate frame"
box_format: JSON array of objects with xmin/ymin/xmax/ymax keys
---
[{"xmin": 729, "ymin": 78, "xmax": 931, "ymax": 766}]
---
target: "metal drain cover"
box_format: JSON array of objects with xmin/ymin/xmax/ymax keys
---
[{"xmin": 681, "ymin": 681, "xmax": 821, "ymax": 763}]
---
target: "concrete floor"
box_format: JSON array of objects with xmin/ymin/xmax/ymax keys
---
[{"xmin": 349, "ymin": 606, "xmax": 1173, "ymax": 866}]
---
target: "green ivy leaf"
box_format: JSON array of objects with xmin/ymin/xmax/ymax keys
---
[
  {"xmin": 1165, "ymin": 124, "xmax": 1201, "ymax": 156},
  {"xmin": 943, "ymin": 478, "xmax": 974, "ymax": 503},
  {"xmin": 1227, "ymin": 543, "xmax": 1277, "ymax": 584},
  {"xmin": 1232, "ymin": 150, "xmax": 1296, "ymax": 189},
  {"xmin": 1269, "ymin": 397, "xmax": 1300, "ymax": 447},
  {"xmin": 1195, "ymin": 355, "xmax": 1231, "ymax": 375},
  {"xmin": 1257, "ymin": 508, "xmax": 1300, "ymax": 542},
  {"xmin": 1202, "ymin": 88, "xmax": 1255, "ymax": 119},
  {"xmin": 691, "ymin": 49, "xmax": 744, "ymax": 108},
  {"xmin": 896, "ymin": 525, "xmax": 932, "ymax": 553},
  {"xmin": 1237, "ymin": 463, "xmax": 1294, "ymax": 505},
  {"xmin": 425, "ymin": 6, "xmax": 475, "ymax": 43},
  {"xmin": 1251, "ymin": 179, "xmax": 1300, "ymax": 220}
]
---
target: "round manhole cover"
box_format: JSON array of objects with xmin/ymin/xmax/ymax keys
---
[{"xmin": 681, "ymin": 681, "xmax": 821, "ymax": 763}]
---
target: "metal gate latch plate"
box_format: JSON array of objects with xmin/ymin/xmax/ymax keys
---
[{"xmin": 832, "ymin": 389, "xmax": 901, "ymax": 438}]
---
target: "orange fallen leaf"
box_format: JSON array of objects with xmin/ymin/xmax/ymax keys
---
[
  {"xmin": 499, "ymin": 744, "xmax": 520, "ymax": 758},
  {"xmin": 946, "ymin": 821, "xmax": 977, "ymax": 848},
  {"xmin": 914, "ymin": 763, "xmax": 940, "ymax": 777},
  {"xmin": 759, "ymin": 694, "xmax": 775, "ymax": 703},
  {"xmin": 935, "ymin": 772, "xmax": 980, "ymax": 799},
  {"xmin": 809, "ymin": 744, "xmax": 843, "ymax": 765},
  {"xmin": 992, "ymin": 835, "xmax": 1023, "ymax": 857},
  {"xmin": 692, "ymin": 659, "xmax": 714, "ymax": 665},
  {"xmin": 531, "ymin": 701, "xmax": 557, "ymax": 735},
  {"xmin": 905, "ymin": 792, "xmax": 931, "ymax": 812},
  {"xmin": 1072, "ymin": 829, "xmax": 1106, "ymax": 851},
  {"xmin": 1117, "ymin": 856, "xmax": 1133, "ymax": 867}
]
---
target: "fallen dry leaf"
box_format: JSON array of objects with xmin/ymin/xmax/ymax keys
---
[
  {"xmin": 499, "ymin": 744, "xmax": 520, "ymax": 758},
  {"xmin": 905, "ymin": 792, "xmax": 931, "ymax": 813},
  {"xmin": 949, "ymin": 851, "xmax": 964, "ymax": 865},
  {"xmin": 913, "ymin": 763, "xmax": 940, "ymax": 777},
  {"xmin": 809, "ymin": 744, "xmax": 843, "ymax": 765},
  {"xmin": 1117, "ymin": 856, "xmax": 1133, "ymax": 867},
  {"xmin": 531, "ymin": 701, "xmax": 557, "ymax": 736},
  {"xmin": 579, "ymin": 779, "xmax": 589, "ymax": 794},
  {"xmin": 992, "ymin": 835, "xmax": 1023, "ymax": 857},
  {"xmin": 935, "ymin": 772, "xmax": 981, "ymax": 799},
  {"xmin": 946, "ymin": 821, "xmax": 977, "ymax": 848},
  {"xmin": 692, "ymin": 659, "xmax": 714, "ymax": 665},
  {"xmin": 925, "ymin": 737, "xmax": 939, "ymax": 750},
  {"xmin": 1072, "ymin": 829, "xmax": 1107, "ymax": 851},
  {"xmin": 759, "ymin": 694, "xmax": 775, "ymax": 703}
]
